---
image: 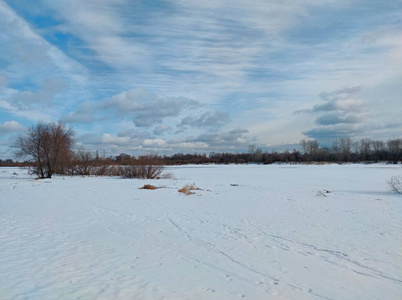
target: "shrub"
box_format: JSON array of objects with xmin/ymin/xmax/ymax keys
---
[
  {"xmin": 121, "ymin": 165, "xmax": 141, "ymax": 178},
  {"xmin": 121, "ymin": 156, "xmax": 167, "ymax": 179},
  {"xmin": 139, "ymin": 164, "xmax": 165, "ymax": 179},
  {"xmin": 66, "ymin": 149, "xmax": 95, "ymax": 176},
  {"xmin": 121, "ymin": 164, "xmax": 165, "ymax": 179},
  {"xmin": 388, "ymin": 176, "xmax": 402, "ymax": 194},
  {"xmin": 93, "ymin": 165, "xmax": 122, "ymax": 176}
]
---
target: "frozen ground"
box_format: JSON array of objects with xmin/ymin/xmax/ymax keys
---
[{"xmin": 0, "ymin": 164, "xmax": 401, "ymax": 299}]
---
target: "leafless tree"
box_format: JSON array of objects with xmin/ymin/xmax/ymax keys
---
[
  {"xmin": 372, "ymin": 140, "xmax": 386, "ymax": 161},
  {"xmin": 372, "ymin": 140, "xmax": 385, "ymax": 152},
  {"xmin": 13, "ymin": 122, "xmax": 74, "ymax": 178},
  {"xmin": 387, "ymin": 138, "xmax": 402, "ymax": 163},
  {"xmin": 333, "ymin": 137, "xmax": 352, "ymax": 162},
  {"xmin": 358, "ymin": 139, "xmax": 372, "ymax": 161},
  {"xmin": 248, "ymin": 144, "xmax": 263, "ymax": 162},
  {"xmin": 300, "ymin": 139, "xmax": 319, "ymax": 161}
]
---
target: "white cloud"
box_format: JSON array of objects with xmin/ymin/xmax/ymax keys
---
[
  {"xmin": 13, "ymin": 78, "xmax": 68, "ymax": 109},
  {"xmin": 61, "ymin": 102, "xmax": 96, "ymax": 124},
  {"xmin": 0, "ymin": 1, "xmax": 88, "ymax": 122},
  {"xmin": 38, "ymin": 0, "xmax": 150, "ymax": 70},
  {"xmin": 180, "ymin": 111, "xmax": 230, "ymax": 129},
  {"xmin": 143, "ymin": 139, "xmax": 166, "ymax": 147},
  {"xmin": 153, "ymin": 125, "xmax": 172, "ymax": 135},
  {"xmin": 101, "ymin": 133, "xmax": 130, "ymax": 145},
  {"xmin": 311, "ymin": 86, "xmax": 365, "ymax": 113},
  {"xmin": 185, "ymin": 129, "xmax": 252, "ymax": 150},
  {"xmin": 101, "ymin": 88, "xmax": 201, "ymax": 127},
  {"xmin": 74, "ymin": 127, "xmax": 253, "ymax": 156},
  {"xmin": 297, "ymin": 86, "xmax": 391, "ymax": 141},
  {"xmin": 0, "ymin": 121, "xmax": 25, "ymax": 135},
  {"xmin": 0, "ymin": 1, "xmax": 87, "ymax": 81}
]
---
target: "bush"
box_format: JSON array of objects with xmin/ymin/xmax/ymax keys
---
[
  {"xmin": 93, "ymin": 165, "xmax": 122, "ymax": 176},
  {"xmin": 121, "ymin": 165, "xmax": 140, "ymax": 178},
  {"xmin": 66, "ymin": 149, "xmax": 95, "ymax": 175},
  {"xmin": 66, "ymin": 158, "xmax": 122, "ymax": 177},
  {"xmin": 121, "ymin": 155, "xmax": 167, "ymax": 179},
  {"xmin": 121, "ymin": 164, "xmax": 165, "ymax": 179},
  {"xmin": 388, "ymin": 176, "xmax": 402, "ymax": 194}
]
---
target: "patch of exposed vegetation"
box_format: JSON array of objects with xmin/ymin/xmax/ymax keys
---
[
  {"xmin": 178, "ymin": 183, "xmax": 200, "ymax": 195},
  {"xmin": 140, "ymin": 184, "xmax": 159, "ymax": 190}
]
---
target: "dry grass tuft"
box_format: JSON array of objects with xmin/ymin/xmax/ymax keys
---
[
  {"xmin": 178, "ymin": 183, "xmax": 200, "ymax": 195},
  {"xmin": 140, "ymin": 184, "xmax": 159, "ymax": 190}
]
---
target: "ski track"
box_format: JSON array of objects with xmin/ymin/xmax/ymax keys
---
[
  {"xmin": 245, "ymin": 219, "xmax": 402, "ymax": 285},
  {"xmin": 168, "ymin": 217, "xmax": 331, "ymax": 299}
]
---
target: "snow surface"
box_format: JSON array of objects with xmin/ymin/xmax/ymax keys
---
[{"xmin": 0, "ymin": 164, "xmax": 401, "ymax": 300}]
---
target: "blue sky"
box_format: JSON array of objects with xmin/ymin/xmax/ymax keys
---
[{"xmin": 0, "ymin": 0, "xmax": 401, "ymax": 158}]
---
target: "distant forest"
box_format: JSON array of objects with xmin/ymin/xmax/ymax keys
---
[
  {"xmin": 155, "ymin": 137, "xmax": 401, "ymax": 164},
  {"xmin": 2, "ymin": 137, "xmax": 401, "ymax": 167}
]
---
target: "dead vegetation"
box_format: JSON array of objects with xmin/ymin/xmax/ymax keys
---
[
  {"xmin": 178, "ymin": 183, "xmax": 200, "ymax": 195},
  {"xmin": 140, "ymin": 184, "xmax": 159, "ymax": 190}
]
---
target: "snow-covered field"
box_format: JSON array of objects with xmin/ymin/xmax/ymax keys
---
[{"xmin": 0, "ymin": 164, "xmax": 401, "ymax": 300}]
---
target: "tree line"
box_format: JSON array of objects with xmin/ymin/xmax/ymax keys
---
[
  {"xmin": 9, "ymin": 122, "xmax": 402, "ymax": 178},
  {"xmin": 113, "ymin": 137, "xmax": 402, "ymax": 165}
]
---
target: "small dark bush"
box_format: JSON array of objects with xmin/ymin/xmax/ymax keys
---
[
  {"xmin": 93, "ymin": 165, "xmax": 122, "ymax": 176},
  {"xmin": 121, "ymin": 164, "xmax": 165, "ymax": 179},
  {"xmin": 121, "ymin": 155, "xmax": 167, "ymax": 179}
]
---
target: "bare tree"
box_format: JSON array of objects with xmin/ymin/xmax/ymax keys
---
[
  {"xmin": 300, "ymin": 139, "xmax": 319, "ymax": 161},
  {"xmin": 372, "ymin": 140, "xmax": 385, "ymax": 152},
  {"xmin": 372, "ymin": 140, "xmax": 385, "ymax": 161},
  {"xmin": 333, "ymin": 137, "xmax": 352, "ymax": 162},
  {"xmin": 387, "ymin": 138, "xmax": 402, "ymax": 163},
  {"xmin": 248, "ymin": 144, "xmax": 263, "ymax": 162},
  {"xmin": 13, "ymin": 122, "xmax": 74, "ymax": 178},
  {"xmin": 358, "ymin": 139, "xmax": 372, "ymax": 161}
]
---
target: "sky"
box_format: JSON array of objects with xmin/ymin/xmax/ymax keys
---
[{"xmin": 0, "ymin": 0, "xmax": 401, "ymax": 158}]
